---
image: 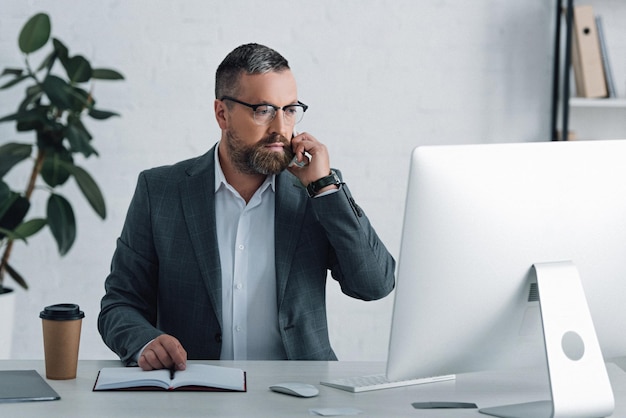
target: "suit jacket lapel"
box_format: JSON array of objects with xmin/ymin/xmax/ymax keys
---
[
  {"xmin": 179, "ymin": 146, "xmax": 223, "ymax": 327},
  {"xmin": 275, "ymin": 172, "xmax": 308, "ymax": 306}
]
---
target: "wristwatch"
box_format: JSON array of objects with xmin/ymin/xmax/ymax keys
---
[{"xmin": 306, "ymin": 170, "xmax": 341, "ymax": 197}]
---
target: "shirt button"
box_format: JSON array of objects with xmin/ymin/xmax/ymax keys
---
[
  {"xmin": 235, "ymin": 326, "xmax": 242, "ymax": 332},
  {"xmin": 238, "ymin": 244, "xmax": 244, "ymax": 250},
  {"xmin": 235, "ymin": 283, "xmax": 243, "ymax": 290}
]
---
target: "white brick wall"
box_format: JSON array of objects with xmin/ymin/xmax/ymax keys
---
[{"xmin": 1, "ymin": 0, "xmax": 557, "ymax": 361}]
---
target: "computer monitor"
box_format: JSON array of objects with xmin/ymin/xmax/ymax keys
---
[{"xmin": 386, "ymin": 139, "xmax": 626, "ymax": 417}]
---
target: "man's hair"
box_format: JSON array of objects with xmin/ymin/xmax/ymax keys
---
[{"xmin": 215, "ymin": 43, "xmax": 290, "ymax": 99}]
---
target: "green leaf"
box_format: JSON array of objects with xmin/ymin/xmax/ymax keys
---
[
  {"xmin": 36, "ymin": 129, "xmax": 65, "ymax": 154},
  {"xmin": 0, "ymin": 74, "xmax": 29, "ymax": 90},
  {"xmin": 63, "ymin": 164, "xmax": 106, "ymax": 219},
  {"xmin": 0, "ymin": 181, "xmax": 10, "ymax": 204},
  {"xmin": 52, "ymin": 38, "xmax": 70, "ymax": 68},
  {"xmin": 42, "ymin": 74, "xmax": 73, "ymax": 109},
  {"xmin": 0, "ymin": 111, "xmax": 22, "ymax": 123},
  {"xmin": 88, "ymin": 108, "xmax": 120, "ymax": 120},
  {"xmin": 18, "ymin": 85, "xmax": 44, "ymax": 111},
  {"xmin": 1, "ymin": 68, "xmax": 24, "ymax": 77},
  {"xmin": 66, "ymin": 86, "xmax": 90, "ymax": 112},
  {"xmin": 91, "ymin": 68, "xmax": 124, "ymax": 80},
  {"xmin": 13, "ymin": 218, "xmax": 47, "ymax": 239},
  {"xmin": 66, "ymin": 55, "xmax": 92, "ymax": 83},
  {"xmin": 36, "ymin": 50, "xmax": 57, "ymax": 73},
  {"xmin": 66, "ymin": 120, "xmax": 97, "ymax": 157},
  {"xmin": 0, "ymin": 227, "xmax": 22, "ymax": 241},
  {"xmin": 17, "ymin": 107, "xmax": 49, "ymax": 132},
  {"xmin": 0, "ymin": 187, "xmax": 18, "ymax": 221},
  {"xmin": 47, "ymin": 193, "xmax": 76, "ymax": 255},
  {"xmin": 18, "ymin": 13, "xmax": 51, "ymax": 54},
  {"xmin": 41, "ymin": 151, "xmax": 72, "ymax": 187},
  {"xmin": 68, "ymin": 115, "xmax": 93, "ymax": 140},
  {"xmin": 4, "ymin": 262, "xmax": 28, "ymax": 290},
  {"xmin": 0, "ymin": 218, "xmax": 44, "ymax": 242},
  {"xmin": 3, "ymin": 108, "xmax": 47, "ymax": 133},
  {"xmin": 0, "ymin": 194, "xmax": 30, "ymax": 238},
  {"xmin": 0, "ymin": 143, "xmax": 32, "ymax": 178},
  {"xmin": 2, "ymin": 107, "xmax": 45, "ymax": 128},
  {"xmin": 0, "ymin": 113, "xmax": 17, "ymax": 123}
]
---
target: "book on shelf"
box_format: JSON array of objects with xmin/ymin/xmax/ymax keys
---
[
  {"xmin": 571, "ymin": 4, "xmax": 607, "ymax": 98},
  {"xmin": 595, "ymin": 15, "xmax": 616, "ymax": 98},
  {"xmin": 93, "ymin": 364, "xmax": 247, "ymax": 392}
]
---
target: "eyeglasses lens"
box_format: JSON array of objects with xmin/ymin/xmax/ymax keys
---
[{"xmin": 253, "ymin": 106, "xmax": 304, "ymax": 125}]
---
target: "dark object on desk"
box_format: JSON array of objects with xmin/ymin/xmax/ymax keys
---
[
  {"xmin": 269, "ymin": 382, "xmax": 319, "ymax": 398},
  {"xmin": 0, "ymin": 370, "xmax": 60, "ymax": 403},
  {"xmin": 412, "ymin": 401, "xmax": 477, "ymax": 409}
]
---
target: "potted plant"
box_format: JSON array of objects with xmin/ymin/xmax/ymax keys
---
[{"xmin": 0, "ymin": 12, "xmax": 124, "ymax": 302}]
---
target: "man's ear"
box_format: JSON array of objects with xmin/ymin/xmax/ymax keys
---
[{"xmin": 214, "ymin": 99, "xmax": 228, "ymax": 130}]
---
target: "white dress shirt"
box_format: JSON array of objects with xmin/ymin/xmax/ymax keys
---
[{"xmin": 214, "ymin": 148, "xmax": 286, "ymax": 360}]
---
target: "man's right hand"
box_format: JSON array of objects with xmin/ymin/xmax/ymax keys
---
[{"xmin": 138, "ymin": 334, "xmax": 187, "ymax": 371}]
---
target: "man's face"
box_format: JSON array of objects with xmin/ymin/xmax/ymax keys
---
[{"xmin": 220, "ymin": 70, "xmax": 298, "ymax": 175}]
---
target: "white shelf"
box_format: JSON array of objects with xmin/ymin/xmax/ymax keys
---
[{"xmin": 569, "ymin": 98, "xmax": 626, "ymax": 108}]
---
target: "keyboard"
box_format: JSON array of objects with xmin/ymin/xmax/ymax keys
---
[{"xmin": 319, "ymin": 373, "xmax": 456, "ymax": 393}]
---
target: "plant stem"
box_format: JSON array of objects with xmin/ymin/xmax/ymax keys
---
[
  {"xmin": 25, "ymin": 148, "xmax": 46, "ymax": 200},
  {"xmin": 0, "ymin": 148, "xmax": 46, "ymax": 288}
]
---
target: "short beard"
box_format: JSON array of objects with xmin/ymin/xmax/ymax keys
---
[{"xmin": 226, "ymin": 131, "xmax": 295, "ymax": 175}]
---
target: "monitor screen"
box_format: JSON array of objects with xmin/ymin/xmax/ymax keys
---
[{"xmin": 386, "ymin": 140, "xmax": 626, "ymax": 416}]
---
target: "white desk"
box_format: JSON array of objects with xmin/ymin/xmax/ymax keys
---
[{"xmin": 2, "ymin": 360, "xmax": 626, "ymax": 417}]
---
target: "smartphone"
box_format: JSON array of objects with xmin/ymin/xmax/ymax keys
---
[{"xmin": 289, "ymin": 129, "xmax": 307, "ymax": 167}]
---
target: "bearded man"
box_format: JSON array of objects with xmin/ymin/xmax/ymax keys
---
[{"xmin": 98, "ymin": 43, "xmax": 395, "ymax": 371}]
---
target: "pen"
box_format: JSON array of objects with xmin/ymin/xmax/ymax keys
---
[{"xmin": 170, "ymin": 366, "xmax": 175, "ymax": 380}]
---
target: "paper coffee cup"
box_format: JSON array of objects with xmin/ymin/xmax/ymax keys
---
[{"xmin": 40, "ymin": 303, "xmax": 84, "ymax": 380}]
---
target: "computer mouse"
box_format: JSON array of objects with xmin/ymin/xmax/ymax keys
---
[{"xmin": 269, "ymin": 382, "xmax": 319, "ymax": 398}]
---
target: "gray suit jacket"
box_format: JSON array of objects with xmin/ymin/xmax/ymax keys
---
[{"xmin": 98, "ymin": 145, "xmax": 395, "ymax": 364}]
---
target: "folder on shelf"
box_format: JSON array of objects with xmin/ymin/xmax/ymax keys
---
[
  {"xmin": 595, "ymin": 15, "xmax": 616, "ymax": 98},
  {"xmin": 571, "ymin": 5, "xmax": 607, "ymax": 98}
]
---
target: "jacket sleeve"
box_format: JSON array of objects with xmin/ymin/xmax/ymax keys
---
[
  {"xmin": 98, "ymin": 171, "xmax": 164, "ymax": 365},
  {"xmin": 309, "ymin": 172, "xmax": 396, "ymax": 300}
]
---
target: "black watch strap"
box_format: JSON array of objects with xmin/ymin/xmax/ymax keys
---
[{"xmin": 306, "ymin": 170, "xmax": 341, "ymax": 197}]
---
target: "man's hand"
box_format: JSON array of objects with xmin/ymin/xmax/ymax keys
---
[
  {"xmin": 138, "ymin": 334, "xmax": 187, "ymax": 371},
  {"xmin": 288, "ymin": 132, "xmax": 333, "ymax": 188}
]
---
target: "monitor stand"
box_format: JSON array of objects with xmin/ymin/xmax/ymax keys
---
[{"xmin": 479, "ymin": 261, "xmax": 614, "ymax": 418}]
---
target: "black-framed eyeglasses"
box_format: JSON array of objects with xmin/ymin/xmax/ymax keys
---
[{"xmin": 220, "ymin": 96, "xmax": 308, "ymax": 126}]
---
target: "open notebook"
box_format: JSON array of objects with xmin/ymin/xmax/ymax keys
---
[{"xmin": 93, "ymin": 364, "xmax": 246, "ymax": 392}]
